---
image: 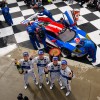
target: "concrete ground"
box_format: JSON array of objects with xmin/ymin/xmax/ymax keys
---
[{"xmin": 0, "ymin": 47, "xmax": 100, "ymax": 100}]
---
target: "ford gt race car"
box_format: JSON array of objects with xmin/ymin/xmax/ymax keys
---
[{"xmin": 21, "ymin": 10, "xmax": 88, "ymax": 57}]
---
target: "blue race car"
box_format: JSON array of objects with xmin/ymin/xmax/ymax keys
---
[{"xmin": 44, "ymin": 10, "xmax": 88, "ymax": 57}]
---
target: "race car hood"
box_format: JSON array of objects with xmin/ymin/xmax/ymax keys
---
[{"xmin": 47, "ymin": 34, "xmax": 76, "ymax": 51}]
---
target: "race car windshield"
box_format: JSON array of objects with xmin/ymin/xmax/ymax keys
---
[
  {"xmin": 39, "ymin": 21, "xmax": 50, "ymax": 26},
  {"xmin": 58, "ymin": 30, "xmax": 76, "ymax": 42}
]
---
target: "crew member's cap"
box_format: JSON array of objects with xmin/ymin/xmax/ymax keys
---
[
  {"xmin": 23, "ymin": 52, "xmax": 29, "ymax": 57},
  {"xmin": 61, "ymin": 60, "xmax": 67, "ymax": 65},
  {"xmin": 38, "ymin": 50, "xmax": 44, "ymax": 55},
  {"xmin": 53, "ymin": 56, "xmax": 58, "ymax": 61}
]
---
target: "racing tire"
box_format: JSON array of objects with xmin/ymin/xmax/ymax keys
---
[{"xmin": 61, "ymin": 48, "xmax": 71, "ymax": 57}]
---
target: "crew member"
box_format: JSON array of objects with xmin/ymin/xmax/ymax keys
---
[
  {"xmin": 39, "ymin": 7, "xmax": 55, "ymax": 21},
  {"xmin": 45, "ymin": 56, "xmax": 62, "ymax": 89},
  {"xmin": 26, "ymin": 22, "xmax": 40, "ymax": 50},
  {"xmin": 1, "ymin": 6, "xmax": 13, "ymax": 25},
  {"xmin": 16, "ymin": 52, "xmax": 38, "ymax": 89},
  {"xmin": 36, "ymin": 24, "xmax": 47, "ymax": 51},
  {"xmin": 0, "ymin": 0, "xmax": 7, "ymax": 8},
  {"xmin": 60, "ymin": 60, "xmax": 73, "ymax": 96},
  {"xmin": 75, "ymin": 38, "xmax": 97, "ymax": 63},
  {"xmin": 79, "ymin": 39, "xmax": 97, "ymax": 63},
  {"xmin": 32, "ymin": 50, "xmax": 50, "ymax": 89}
]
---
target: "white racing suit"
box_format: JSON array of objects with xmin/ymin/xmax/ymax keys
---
[
  {"xmin": 33, "ymin": 56, "xmax": 50, "ymax": 84},
  {"xmin": 19, "ymin": 59, "xmax": 36, "ymax": 85},
  {"xmin": 60, "ymin": 67, "xmax": 72, "ymax": 92},
  {"xmin": 47, "ymin": 62, "xmax": 61, "ymax": 86}
]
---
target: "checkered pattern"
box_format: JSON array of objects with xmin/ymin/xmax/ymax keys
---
[{"xmin": 0, "ymin": 0, "xmax": 100, "ymax": 66}]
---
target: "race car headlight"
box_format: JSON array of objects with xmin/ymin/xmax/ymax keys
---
[
  {"xmin": 58, "ymin": 31, "xmax": 62, "ymax": 34},
  {"xmin": 86, "ymin": 34, "xmax": 91, "ymax": 40},
  {"xmin": 73, "ymin": 48, "xmax": 82, "ymax": 53}
]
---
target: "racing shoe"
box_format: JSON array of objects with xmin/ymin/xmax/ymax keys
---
[
  {"xmin": 34, "ymin": 80, "xmax": 38, "ymax": 85},
  {"xmin": 59, "ymin": 81, "xmax": 62, "ymax": 87},
  {"xmin": 91, "ymin": 60, "xmax": 96, "ymax": 63},
  {"xmin": 24, "ymin": 83, "xmax": 29, "ymax": 89},
  {"xmin": 91, "ymin": 61, "xmax": 97, "ymax": 66},
  {"xmin": 60, "ymin": 86, "xmax": 65, "ymax": 90},
  {"xmin": 66, "ymin": 91, "xmax": 70, "ymax": 96},
  {"xmin": 35, "ymin": 81, "xmax": 38, "ymax": 85},
  {"xmin": 46, "ymin": 81, "xmax": 49, "ymax": 85},
  {"xmin": 39, "ymin": 83, "xmax": 42, "ymax": 89},
  {"xmin": 24, "ymin": 85, "xmax": 27, "ymax": 89},
  {"xmin": 50, "ymin": 84, "xmax": 54, "ymax": 90}
]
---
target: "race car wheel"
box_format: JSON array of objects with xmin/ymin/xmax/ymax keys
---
[{"xmin": 61, "ymin": 48, "xmax": 71, "ymax": 57}]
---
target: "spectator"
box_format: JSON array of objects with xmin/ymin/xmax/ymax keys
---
[
  {"xmin": 17, "ymin": 93, "xmax": 23, "ymax": 100},
  {"xmin": 68, "ymin": 0, "xmax": 74, "ymax": 4},
  {"xmin": 80, "ymin": 0, "xmax": 89, "ymax": 7},
  {"xmin": 87, "ymin": 0, "xmax": 98, "ymax": 9},
  {"xmin": 30, "ymin": 0, "xmax": 42, "ymax": 8},
  {"xmin": 96, "ymin": 1, "xmax": 100, "ymax": 11},
  {"xmin": 24, "ymin": 0, "xmax": 34, "ymax": 6},
  {"xmin": 23, "ymin": 96, "xmax": 29, "ymax": 100}
]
